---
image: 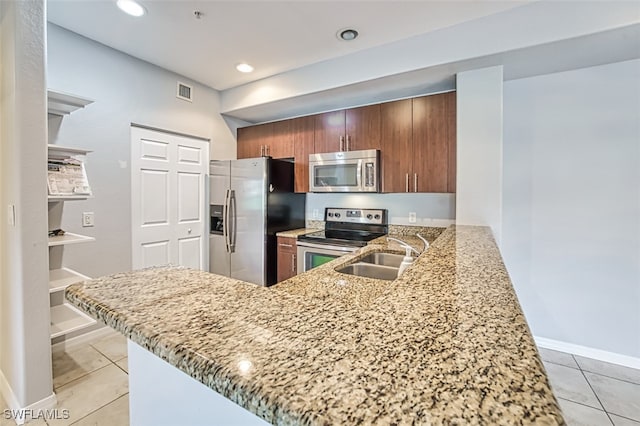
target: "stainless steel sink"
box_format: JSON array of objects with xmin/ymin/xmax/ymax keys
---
[
  {"xmin": 358, "ymin": 252, "xmax": 405, "ymax": 268},
  {"xmin": 335, "ymin": 263, "xmax": 399, "ymax": 281}
]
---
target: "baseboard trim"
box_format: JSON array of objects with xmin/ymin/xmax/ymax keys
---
[
  {"xmin": 535, "ymin": 336, "xmax": 640, "ymax": 370},
  {"xmin": 0, "ymin": 370, "xmax": 57, "ymax": 425},
  {"xmin": 51, "ymin": 326, "xmax": 113, "ymax": 353},
  {"xmin": 0, "ymin": 369, "xmax": 20, "ymax": 418}
]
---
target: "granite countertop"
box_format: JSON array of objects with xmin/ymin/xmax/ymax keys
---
[
  {"xmin": 66, "ymin": 226, "xmax": 564, "ymax": 425},
  {"xmin": 275, "ymin": 228, "xmax": 319, "ymax": 238}
]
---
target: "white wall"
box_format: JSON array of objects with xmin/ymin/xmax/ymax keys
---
[
  {"xmin": 0, "ymin": 0, "xmax": 54, "ymax": 411},
  {"xmin": 221, "ymin": 1, "xmax": 639, "ymax": 116},
  {"xmin": 47, "ymin": 24, "xmax": 236, "ymax": 278},
  {"xmin": 502, "ymin": 59, "xmax": 640, "ymax": 359},
  {"xmin": 456, "ymin": 66, "xmax": 504, "ymax": 243},
  {"xmin": 306, "ymin": 193, "xmax": 455, "ymax": 227}
]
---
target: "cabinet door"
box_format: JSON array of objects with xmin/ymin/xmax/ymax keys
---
[
  {"xmin": 381, "ymin": 99, "xmax": 413, "ymax": 193},
  {"xmin": 267, "ymin": 120, "xmax": 294, "ymax": 159},
  {"xmin": 345, "ymin": 104, "xmax": 381, "ymax": 151},
  {"xmin": 291, "ymin": 116, "xmax": 315, "ymax": 193},
  {"xmin": 445, "ymin": 92, "xmax": 457, "ymax": 193},
  {"xmin": 314, "ymin": 111, "xmax": 345, "ymax": 153},
  {"xmin": 237, "ymin": 124, "xmax": 270, "ymax": 159},
  {"xmin": 412, "ymin": 93, "xmax": 450, "ymax": 193},
  {"xmin": 276, "ymin": 237, "xmax": 297, "ymax": 282}
]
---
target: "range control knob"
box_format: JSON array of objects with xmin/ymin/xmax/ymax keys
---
[
  {"xmin": 334, "ymin": 213, "xmax": 341, "ymax": 218},
  {"xmin": 374, "ymin": 214, "xmax": 381, "ymax": 219},
  {"xmin": 366, "ymin": 214, "xmax": 373, "ymax": 219},
  {"xmin": 328, "ymin": 212, "xmax": 334, "ymax": 217}
]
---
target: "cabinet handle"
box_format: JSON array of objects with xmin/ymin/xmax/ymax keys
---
[
  {"xmin": 279, "ymin": 243, "xmax": 293, "ymax": 248},
  {"xmin": 291, "ymin": 254, "xmax": 296, "ymax": 273},
  {"xmin": 266, "ymin": 145, "xmax": 270, "ymax": 156},
  {"xmin": 260, "ymin": 145, "xmax": 264, "ymax": 156},
  {"xmin": 405, "ymin": 173, "xmax": 409, "ymax": 193},
  {"xmin": 414, "ymin": 173, "xmax": 418, "ymax": 193},
  {"xmin": 346, "ymin": 134, "xmax": 351, "ymax": 151},
  {"xmin": 339, "ymin": 135, "xmax": 345, "ymax": 151}
]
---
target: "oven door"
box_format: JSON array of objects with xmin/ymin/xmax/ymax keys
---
[{"xmin": 296, "ymin": 241, "xmax": 357, "ymax": 273}]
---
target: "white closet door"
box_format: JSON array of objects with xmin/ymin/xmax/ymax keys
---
[{"xmin": 131, "ymin": 126, "xmax": 209, "ymax": 271}]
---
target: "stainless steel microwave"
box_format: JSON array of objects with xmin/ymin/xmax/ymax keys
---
[{"xmin": 309, "ymin": 149, "xmax": 380, "ymax": 192}]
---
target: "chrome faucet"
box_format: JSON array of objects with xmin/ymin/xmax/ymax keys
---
[
  {"xmin": 386, "ymin": 234, "xmax": 430, "ymax": 254},
  {"xmin": 386, "ymin": 237, "xmax": 421, "ymax": 255},
  {"xmin": 416, "ymin": 234, "xmax": 430, "ymax": 251}
]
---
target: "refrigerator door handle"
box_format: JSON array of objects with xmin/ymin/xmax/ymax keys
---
[
  {"xmin": 229, "ymin": 189, "xmax": 237, "ymax": 253},
  {"xmin": 224, "ymin": 189, "xmax": 231, "ymax": 252}
]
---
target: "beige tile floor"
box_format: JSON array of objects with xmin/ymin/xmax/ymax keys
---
[
  {"xmin": 0, "ymin": 330, "xmax": 131, "ymax": 426},
  {"xmin": 540, "ymin": 347, "xmax": 640, "ymax": 425},
  {"xmin": 2, "ymin": 335, "xmax": 639, "ymax": 425}
]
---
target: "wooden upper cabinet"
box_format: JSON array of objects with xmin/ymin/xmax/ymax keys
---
[
  {"xmin": 446, "ymin": 92, "xmax": 457, "ymax": 193},
  {"xmin": 237, "ymin": 124, "xmax": 267, "ymax": 159},
  {"xmin": 291, "ymin": 116, "xmax": 314, "ymax": 193},
  {"xmin": 268, "ymin": 120, "xmax": 294, "ymax": 159},
  {"xmin": 238, "ymin": 91, "xmax": 455, "ymax": 193},
  {"xmin": 411, "ymin": 92, "xmax": 456, "ymax": 193},
  {"xmin": 237, "ymin": 121, "xmax": 294, "ymax": 159},
  {"xmin": 381, "ymin": 99, "xmax": 413, "ymax": 193},
  {"xmin": 345, "ymin": 104, "xmax": 381, "ymax": 151},
  {"xmin": 313, "ymin": 105, "xmax": 381, "ymax": 153},
  {"xmin": 313, "ymin": 111, "xmax": 345, "ymax": 153},
  {"xmin": 413, "ymin": 93, "xmax": 449, "ymax": 193},
  {"xmin": 381, "ymin": 92, "xmax": 456, "ymax": 193}
]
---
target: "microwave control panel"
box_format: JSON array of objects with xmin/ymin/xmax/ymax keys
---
[{"xmin": 364, "ymin": 162, "xmax": 375, "ymax": 187}]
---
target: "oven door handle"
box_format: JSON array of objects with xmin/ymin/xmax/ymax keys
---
[{"xmin": 296, "ymin": 241, "xmax": 358, "ymax": 252}]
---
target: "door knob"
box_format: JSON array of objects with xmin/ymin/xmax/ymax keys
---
[{"xmin": 188, "ymin": 228, "xmax": 192, "ymax": 234}]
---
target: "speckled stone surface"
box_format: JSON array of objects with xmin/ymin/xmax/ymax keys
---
[
  {"xmin": 275, "ymin": 228, "xmax": 320, "ymax": 238},
  {"xmin": 66, "ymin": 225, "xmax": 564, "ymax": 425},
  {"xmin": 387, "ymin": 225, "xmax": 445, "ymax": 240},
  {"xmin": 305, "ymin": 219, "xmax": 325, "ymax": 230}
]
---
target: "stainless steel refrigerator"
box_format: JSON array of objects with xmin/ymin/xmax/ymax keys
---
[{"xmin": 209, "ymin": 157, "xmax": 305, "ymax": 286}]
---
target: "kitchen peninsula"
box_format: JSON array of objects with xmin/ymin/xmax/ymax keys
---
[{"xmin": 66, "ymin": 226, "xmax": 564, "ymax": 425}]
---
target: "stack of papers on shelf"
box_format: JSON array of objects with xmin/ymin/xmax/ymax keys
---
[{"xmin": 47, "ymin": 158, "xmax": 92, "ymax": 196}]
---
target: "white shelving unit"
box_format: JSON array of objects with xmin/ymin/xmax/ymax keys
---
[
  {"xmin": 48, "ymin": 195, "xmax": 93, "ymax": 202},
  {"xmin": 47, "ymin": 90, "xmax": 94, "ymax": 116},
  {"xmin": 50, "ymin": 304, "xmax": 97, "ymax": 339},
  {"xmin": 48, "ymin": 232, "xmax": 96, "ymax": 247},
  {"xmin": 49, "ymin": 268, "xmax": 91, "ymax": 293},
  {"xmin": 47, "ymin": 89, "xmax": 97, "ymax": 341}
]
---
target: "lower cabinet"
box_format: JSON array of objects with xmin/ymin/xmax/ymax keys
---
[{"xmin": 276, "ymin": 237, "xmax": 297, "ymax": 282}]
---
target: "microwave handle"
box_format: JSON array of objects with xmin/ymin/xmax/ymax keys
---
[{"xmin": 356, "ymin": 159, "xmax": 362, "ymax": 189}]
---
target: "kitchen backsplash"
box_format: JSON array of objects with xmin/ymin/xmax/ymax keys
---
[
  {"xmin": 305, "ymin": 193, "xmax": 455, "ymax": 227},
  {"xmin": 304, "ymin": 219, "xmax": 446, "ymax": 240}
]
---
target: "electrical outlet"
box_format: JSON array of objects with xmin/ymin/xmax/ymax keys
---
[
  {"xmin": 313, "ymin": 209, "xmax": 320, "ymax": 219},
  {"xmin": 408, "ymin": 212, "xmax": 417, "ymax": 223},
  {"xmin": 82, "ymin": 212, "xmax": 95, "ymax": 227}
]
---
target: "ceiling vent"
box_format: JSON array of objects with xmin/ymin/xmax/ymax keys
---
[{"xmin": 177, "ymin": 82, "xmax": 193, "ymax": 102}]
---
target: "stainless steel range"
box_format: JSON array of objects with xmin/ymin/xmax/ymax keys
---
[{"xmin": 297, "ymin": 208, "xmax": 388, "ymax": 273}]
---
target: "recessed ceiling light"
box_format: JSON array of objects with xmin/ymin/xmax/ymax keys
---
[
  {"xmin": 236, "ymin": 63, "xmax": 254, "ymax": 73},
  {"xmin": 337, "ymin": 28, "xmax": 359, "ymax": 41},
  {"xmin": 117, "ymin": 0, "xmax": 146, "ymax": 17}
]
